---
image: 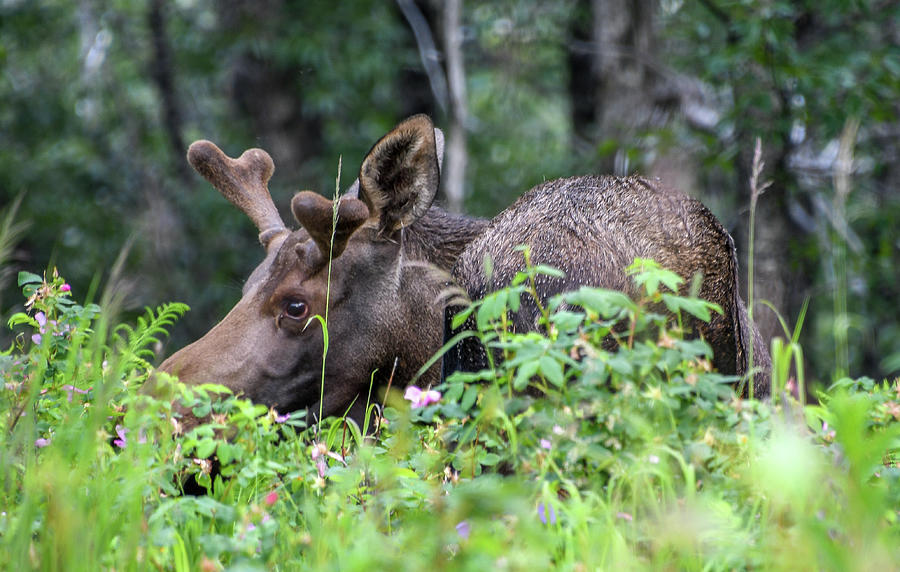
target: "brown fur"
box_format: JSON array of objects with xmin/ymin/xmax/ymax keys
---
[
  {"xmin": 446, "ymin": 175, "xmax": 771, "ymax": 397},
  {"xmin": 160, "ymin": 116, "xmax": 487, "ymax": 426}
]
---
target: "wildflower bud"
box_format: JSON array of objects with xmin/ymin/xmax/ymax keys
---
[
  {"xmin": 657, "ymin": 332, "xmax": 676, "ymax": 349},
  {"xmin": 193, "ymin": 458, "xmax": 213, "ymax": 475}
]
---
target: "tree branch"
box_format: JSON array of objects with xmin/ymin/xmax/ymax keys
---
[{"xmin": 396, "ymin": 0, "xmax": 449, "ymax": 113}]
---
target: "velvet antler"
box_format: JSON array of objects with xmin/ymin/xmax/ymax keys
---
[
  {"xmin": 291, "ymin": 191, "xmax": 370, "ymax": 260},
  {"xmin": 187, "ymin": 140, "xmax": 288, "ymax": 249}
]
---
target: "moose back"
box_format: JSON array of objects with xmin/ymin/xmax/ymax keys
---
[{"xmin": 158, "ymin": 115, "xmax": 770, "ymax": 426}]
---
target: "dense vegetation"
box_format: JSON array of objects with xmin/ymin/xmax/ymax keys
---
[
  {"xmin": 1, "ymin": 262, "xmax": 898, "ymax": 570},
  {"xmin": 2, "ymin": 1, "xmax": 899, "ymax": 569}
]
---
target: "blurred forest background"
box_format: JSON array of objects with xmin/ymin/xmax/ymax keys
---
[{"xmin": 1, "ymin": 0, "xmax": 898, "ymax": 387}]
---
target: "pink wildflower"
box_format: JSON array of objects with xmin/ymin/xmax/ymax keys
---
[
  {"xmin": 113, "ymin": 425, "xmax": 127, "ymax": 448},
  {"xmin": 32, "ymin": 312, "xmax": 47, "ymax": 344},
  {"xmin": 404, "ymin": 385, "xmax": 441, "ymax": 408},
  {"xmin": 60, "ymin": 284, "xmax": 71, "ymax": 293},
  {"xmin": 35, "ymin": 438, "xmax": 50, "ymax": 448},
  {"xmin": 264, "ymin": 491, "xmax": 278, "ymax": 506},
  {"xmin": 62, "ymin": 384, "xmax": 89, "ymax": 402}
]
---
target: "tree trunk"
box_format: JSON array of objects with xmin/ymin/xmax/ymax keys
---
[
  {"xmin": 147, "ymin": 0, "xmax": 190, "ymax": 183},
  {"xmin": 442, "ymin": 0, "xmax": 468, "ymax": 213}
]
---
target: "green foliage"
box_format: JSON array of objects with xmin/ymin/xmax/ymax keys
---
[
  {"xmin": 2, "ymin": 0, "xmax": 897, "ymax": 385},
  {"xmin": 658, "ymin": 1, "xmax": 900, "ymax": 382},
  {"xmin": 2, "ymin": 264, "xmax": 898, "ymax": 570},
  {"xmin": 1, "ymin": 1, "xmax": 900, "ymax": 564}
]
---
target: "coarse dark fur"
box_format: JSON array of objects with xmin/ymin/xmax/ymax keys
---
[{"xmin": 444, "ymin": 175, "xmax": 771, "ymax": 397}]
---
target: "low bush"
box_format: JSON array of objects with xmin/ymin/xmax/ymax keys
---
[{"xmin": 1, "ymin": 263, "xmax": 898, "ymax": 571}]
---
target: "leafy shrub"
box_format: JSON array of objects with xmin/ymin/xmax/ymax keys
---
[{"xmin": 0, "ymin": 264, "xmax": 898, "ymax": 570}]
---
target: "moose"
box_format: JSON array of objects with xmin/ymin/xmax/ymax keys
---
[
  {"xmin": 444, "ymin": 175, "xmax": 771, "ymax": 398},
  {"xmin": 159, "ymin": 114, "xmax": 770, "ymax": 426}
]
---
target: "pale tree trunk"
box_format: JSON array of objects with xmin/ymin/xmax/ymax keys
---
[{"xmin": 443, "ymin": 0, "xmax": 468, "ymax": 214}]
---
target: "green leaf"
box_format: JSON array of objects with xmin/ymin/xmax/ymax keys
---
[
  {"xmin": 531, "ymin": 264, "xmax": 566, "ymax": 278},
  {"xmin": 451, "ymin": 306, "xmax": 475, "ymax": 330},
  {"xmin": 461, "ymin": 384, "xmax": 480, "ymax": 411},
  {"xmin": 192, "ymin": 402, "xmax": 211, "ymax": 418},
  {"xmin": 17, "ymin": 271, "xmax": 42, "ymax": 287},
  {"xmin": 513, "ymin": 360, "xmax": 540, "ymax": 391},
  {"xmin": 479, "ymin": 452, "xmax": 501, "ymax": 466},
  {"xmin": 675, "ymin": 338, "xmax": 713, "ymax": 359},
  {"xmin": 627, "ymin": 259, "xmax": 683, "ymax": 295},
  {"xmin": 444, "ymin": 381, "xmax": 465, "ymax": 402},
  {"xmin": 566, "ymin": 287, "xmax": 636, "ymax": 318},
  {"xmin": 476, "ymin": 291, "xmax": 508, "ymax": 330},
  {"xmin": 216, "ymin": 442, "xmax": 234, "ymax": 465},
  {"xmin": 171, "ymin": 532, "xmax": 190, "ymax": 572},
  {"xmin": 539, "ymin": 355, "xmax": 564, "ymax": 387},
  {"xmin": 392, "ymin": 468, "xmax": 420, "ymax": 480},
  {"xmin": 606, "ymin": 354, "xmax": 634, "ymax": 376},
  {"xmin": 661, "ymin": 294, "xmax": 722, "ymax": 322},
  {"xmin": 7, "ymin": 312, "xmax": 38, "ymax": 329},
  {"xmin": 195, "ymin": 438, "xmax": 217, "ymax": 459},
  {"xmin": 550, "ymin": 310, "xmax": 585, "ymax": 333},
  {"xmin": 507, "ymin": 290, "xmax": 521, "ymax": 313}
]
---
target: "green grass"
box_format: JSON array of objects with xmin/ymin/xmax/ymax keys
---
[{"xmin": 1, "ymin": 260, "xmax": 899, "ymax": 571}]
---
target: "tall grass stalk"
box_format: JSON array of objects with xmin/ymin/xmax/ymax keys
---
[
  {"xmin": 747, "ymin": 138, "xmax": 771, "ymax": 398},
  {"xmin": 831, "ymin": 118, "xmax": 859, "ymax": 379},
  {"xmin": 763, "ymin": 298, "xmax": 809, "ymax": 405},
  {"xmin": 314, "ymin": 156, "xmax": 343, "ymax": 430},
  {"xmin": 0, "ymin": 195, "xmax": 29, "ymax": 311}
]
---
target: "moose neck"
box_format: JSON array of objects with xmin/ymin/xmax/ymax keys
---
[{"xmin": 403, "ymin": 206, "xmax": 489, "ymax": 270}]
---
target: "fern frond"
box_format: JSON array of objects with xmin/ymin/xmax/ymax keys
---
[{"xmin": 114, "ymin": 302, "xmax": 190, "ymax": 361}]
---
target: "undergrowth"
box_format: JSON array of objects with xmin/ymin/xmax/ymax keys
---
[{"xmin": 1, "ymin": 262, "xmax": 898, "ymax": 571}]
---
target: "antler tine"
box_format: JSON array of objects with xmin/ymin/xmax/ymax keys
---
[{"xmin": 187, "ymin": 140, "xmax": 288, "ymax": 247}]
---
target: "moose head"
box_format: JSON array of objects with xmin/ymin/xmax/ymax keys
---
[{"xmin": 159, "ymin": 115, "xmax": 486, "ymax": 424}]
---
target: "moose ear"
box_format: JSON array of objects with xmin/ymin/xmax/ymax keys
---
[
  {"xmin": 345, "ymin": 124, "xmax": 444, "ymax": 201},
  {"xmin": 358, "ymin": 115, "xmax": 440, "ymax": 234},
  {"xmin": 434, "ymin": 127, "xmax": 445, "ymax": 173}
]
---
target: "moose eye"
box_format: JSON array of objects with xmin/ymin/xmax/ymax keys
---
[{"xmin": 283, "ymin": 300, "xmax": 308, "ymax": 320}]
